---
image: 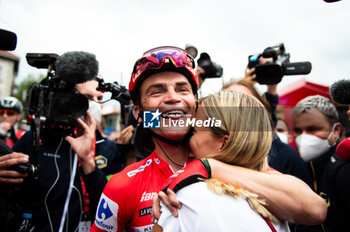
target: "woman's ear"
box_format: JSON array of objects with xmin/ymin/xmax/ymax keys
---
[{"xmin": 219, "ymin": 135, "xmax": 229, "ymax": 151}]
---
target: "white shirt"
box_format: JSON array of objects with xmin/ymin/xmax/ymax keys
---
[{"xmin": 158, "ymin": 181, "xmax": 290, "ymax": 232}]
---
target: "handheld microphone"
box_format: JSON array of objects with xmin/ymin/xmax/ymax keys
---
[
  {"xmin": 330, "ymin": 79, "xmax": 350, "ymax": 105},
  {"xmin": 55, "ymin": 51, "xmax": 99, "ymax": 85},
  {"xmin": 336, "ymin": 138, "xmax": 350, "ymax": 162}
]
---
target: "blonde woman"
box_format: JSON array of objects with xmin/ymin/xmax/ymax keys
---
[{"xmin": 154, "ymin": 90, "xmax": 290, "ymax": 232}]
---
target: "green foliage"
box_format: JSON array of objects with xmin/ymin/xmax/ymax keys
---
[{"xmin": 12, "ymin": 73, "xmax": 45, "ymax": 105}]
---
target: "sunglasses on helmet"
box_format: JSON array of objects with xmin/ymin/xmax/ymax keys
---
[{"xmin": 130, "ymin": 46, "xmax": 196, "ymax": 91}]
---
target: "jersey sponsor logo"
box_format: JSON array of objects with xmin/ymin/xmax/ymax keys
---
[
  {"xmin": 127, "ymin": 159, "xmax": 152, "ymax": 177},
  {"xmin": 154, "ymin": 158, "xmax": 160, "ymax": 164},
  {"xmin": 95, "ymin": 193, "xmax": 118, "ymax": 231},
  {"xmin": 139, "ymin": 206, "xmax": 152, "ymax": 217},
  {"xmin": 140, "ymin": 191, "xmax": 156, "ymax": 202},
  {"xmin": 95, "ymin": 155, "xmax": 108, "ymax": 169},
  {"xmin": 133, "ymin": 224, "xmax": 154, "ymax": 232},
  {"xmin": 98, "ymin": 198, "xmax": 113, "ymax": 220}
]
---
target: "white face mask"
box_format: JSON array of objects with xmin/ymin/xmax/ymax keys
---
[
  {"xmin": 89, "ymin": 101, "xmax": 102, "ymax": 127},
  {"xmin": 276, "ymin": 132, "xmax": 289, "ymax": 144},
  {"xmin": 295, "ymin": 125, "xmax": 335, "ymax": 162}
]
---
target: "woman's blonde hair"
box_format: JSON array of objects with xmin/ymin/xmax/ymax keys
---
[
  {"xmin": 200, "ymin": 90, "xmax": 277, "ymax": 222},
  {"xmin": 200, "ymin": 90, "xmax": 273, "ymax": 172}
]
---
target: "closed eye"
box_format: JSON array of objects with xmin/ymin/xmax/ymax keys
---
[{"xmin": 177, "ymin": 88, "xmax": 190, "ymax": 93}]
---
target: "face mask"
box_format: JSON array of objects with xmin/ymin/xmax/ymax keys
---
[
  {"xmin": 276, "ymin": 132, "xmax": 288, "ymax": 144},
  {"xmin": 88, "ymin": 101, "xmax": 102, "ymax": 127},
  {"xmin": 295, "ymin": 125, "xmax": 335, "ymax": 162}
]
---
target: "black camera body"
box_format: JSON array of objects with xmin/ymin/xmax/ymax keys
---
[
  {"xmin": 26, "ymin": 53, "xmax": 90, "ymax": 136},
  {"xmin": 97, "ymin": 78, "xmax": 130, "ymax": 107},
  {"xmin": 0, "ymin": 139, "xmax": 38, "ymax": 177},
  {"xmin": 248, "ymin": 43, "xmax": 312, "ymax": 85},
  {"xmin": 197, "ymin": 52, "xmax": 223, "ymax": 79}
]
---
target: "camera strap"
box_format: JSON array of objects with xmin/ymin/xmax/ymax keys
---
[
  {"xmin": 79, "ymin": 136, "xmax": 96, "ymax": 214},
  {"xmin": 59, "ymin": 151, "xmax": 79, "ymax": 232},
  {"xmin": 59, "ymin": 135, "xmax": 96, "ymax": 232}
]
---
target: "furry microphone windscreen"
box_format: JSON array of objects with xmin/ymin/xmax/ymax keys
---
[{"xmin": 55, "ymin": 51, "xmax": 99, "ymax": 85}]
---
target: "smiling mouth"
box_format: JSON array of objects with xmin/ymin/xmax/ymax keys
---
[{"xmin": 161, "ymin": 110, "xmax": 186, "ymax": 119}]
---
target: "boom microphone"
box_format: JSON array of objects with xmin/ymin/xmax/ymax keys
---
[
  {"xmin": 55, "ymin": 51, "xmax": 99, "ymax": 85},
  {"xmin": 335, "ymin": 137, "xmax": 350, "ymax": 162},
  {"xmin": 330, "ymin": 79, "xmax": 350, "ymax": 105}
]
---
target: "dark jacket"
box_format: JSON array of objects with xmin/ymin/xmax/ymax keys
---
[
  {"xmin": 11, "ymin": 130, "xmax": 125, "ymax": 232},
  {"xmin": 294, "ymin": 145, "xmax": 350, "ymax": 232},
  {"xmin": 268, "ymin": 134, "xmax": 314, "ymax": 188}
]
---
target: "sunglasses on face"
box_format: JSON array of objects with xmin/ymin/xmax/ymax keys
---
[{"xmin": 0, "ymin": 109, "xmax": 17, "ymax": 116}]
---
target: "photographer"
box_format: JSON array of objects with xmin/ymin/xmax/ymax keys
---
[
  {"xmin": 244, "ymin": 57, "xmax": 279, "ymax": 126},
  {"xmin": 0, "ymin": 51, "xmax": 125, "ymax": 232}
]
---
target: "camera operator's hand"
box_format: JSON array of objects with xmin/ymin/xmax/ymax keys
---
[
  {"xmin": 117, "ymin": 125, "xmax": 134, "ymax": 145},
  {"xmin": 66, "ymin": 111, "xmax": 96, "ymax": 174},
  {"xmin": 244, "ymin": 67, "xmax": 257, "ymax": 85},
  {"xmin": 245, "ymin": 66, "xmax": 278, "ymax": 94},
  {"xmin": 0, "ymin": 152, "xmax": 28, "ymax": 184},
  {"xmin": 258, "ymin": 57, "xmax": 278, "ymax": 94}
]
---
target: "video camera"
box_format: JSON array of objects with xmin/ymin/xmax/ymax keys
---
[
  {"xmin": 2, "ymin": 51, "xmax": 131, "ymax": 179},
  {"xmin": 248, "ymin": 43, "xmax": 312, "ymax": 85},
  {"xmin": 197, "ymin": 52, "xmax": 223, "ymax": 79},
  {"xmin": 25, "ymin": 52, "xmax": 98, "ymax": 136},
  {"xmin": 17, "ymin": 51, "xmax": 99, "ymax": 178}
]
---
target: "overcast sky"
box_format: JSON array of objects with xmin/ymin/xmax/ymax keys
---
[{"xmin": 0, "ymin": 0, "xmax": 349, "ymax": 96}]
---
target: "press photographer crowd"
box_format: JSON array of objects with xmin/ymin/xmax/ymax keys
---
[{"xmin": 0, "ymin": 28, "xmax": 349, "ymax": 232}]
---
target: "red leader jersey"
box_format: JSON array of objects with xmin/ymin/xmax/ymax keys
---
[{"xmin": 91, "ymin": 150, "xmax": 188, "ymax": 232}]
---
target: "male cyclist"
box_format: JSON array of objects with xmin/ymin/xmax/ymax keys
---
[
  {"xmin": 0, "ymin": 96, "xmax": 25, "ymax": 147},
  {"xmin": 91, "ymin": 46, "xmax": 326, "ymax": 232}
]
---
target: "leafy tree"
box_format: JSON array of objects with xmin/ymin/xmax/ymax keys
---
[{"xmin": 12, "ymin": 73, "xmax": 45, "ymax": 106}]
